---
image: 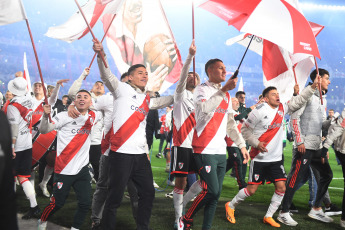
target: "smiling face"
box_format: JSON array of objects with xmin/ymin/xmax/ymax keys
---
[
  {"xmin": 34, "ymin": 83, "xmax": 44, "ymax": 95},
  {"xmin": 320, "ymin": 74, "xmax": 330, "ymax": 91},
  {"xmin": 129, "ymin": 66, "xmax": 148, "ymax": 91},
  {"xmin": 5, "ymin": 91, "xmax": 13, "ymax": 101},
  {"xmin": 264, "ymin": 89, "xmax": 280, "ymax": 108},
  {"xmin": 75, "ymin": 92, "xmax": 92, "ymax": 113},
  {"xmin": 231, "ymin": 97, "xmax": 239, "ymax": 111},
  {"xmin": 208, "ymin": 61, "xmax": 226, "ymax": 84}
]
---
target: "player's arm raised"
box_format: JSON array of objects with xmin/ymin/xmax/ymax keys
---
[{"xmin": 39, "ymin": 104, "xmax": 56, "ymax": 134}]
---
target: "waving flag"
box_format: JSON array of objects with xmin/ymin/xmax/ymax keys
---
[
  {"xmin": 23, "ymin": 52, "xmax": 32, "ymax": 94},
  {"xmin": 0, "ymin": 0, "xmax": 27, "ymax": 25},
  {"xmin": 102, "ymin": 0, "xmax": 183, "ymax": 94},
  {"xmin": 45, "ymin": 0, "xmax": 125, "ymax": 43}
]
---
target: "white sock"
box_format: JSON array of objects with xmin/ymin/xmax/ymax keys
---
[
  {"xmin": 21, "ymin": 179, "xmax": 38, "ymax": 207},
  {"xmin": 229, "ymin": 188, "xmax": 251, "ymax": 209},
  {"xmin": 265, "ymin": 190, "xmax": 285, "ymax": 218},
  {"xmin": 183, "ymin": 180, "xmax": 202, "ymax": 208},
  {"xmin": 29, "ymin": 171, "xmax": 35, "ymax": 188},
  {"xmin": 38, "ymin": 219, "xmax": 47, "ymax": 227},
  {"xmin": 173, "ymin": 187, "xmax": 184, "ymax": 223},
  {"xmin": 41, "ymin": 166, "xmax": 54, "ymax": 186},
  {"xmin": 71, "ymin": 227, "xmax": 79, "ymax": 230}
]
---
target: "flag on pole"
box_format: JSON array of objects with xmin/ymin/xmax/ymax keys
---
[
  {"xmin": 0, "ymin": 0, "xmax": 27, "ymax": 25},
  {"xmin": 101, "ymin": 0, "xmax": 183, "ymax": 94},
  {"xmin": 237, "ymin": 76, "xmax": 244, "ymax": 92},
  {"xmin": 45, "ymin": 0, "xmax": 125, "ymax": 43},
  {"xmin": 23, "ymin": 52, "xmax": 32, "ymax": 94}
]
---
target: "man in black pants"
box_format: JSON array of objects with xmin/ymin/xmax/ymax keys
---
[{"xmin": 278, "ymin": 69, "xmax": 333, "ymax": 226}]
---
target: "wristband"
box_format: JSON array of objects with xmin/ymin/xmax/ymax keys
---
[{"xmin": 12, "ymin": 144, "xmax": 15, "ymax": 148}]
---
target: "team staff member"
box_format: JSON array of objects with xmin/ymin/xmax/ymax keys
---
[
  {"xmin": 7, "ymin": 77, "xmax": 39, "ymax": 219},
  {"xmin": 37, "ymin": 90, "xmax": 102, "ymax": 230},
  {"xmin": 93, "ymin": 39, "xmax": 173, "ymax": 230},
  {"xmin": 171, "ymin": 41, "xmax": 203, "ymax": 228},
  {"xmin": 179, "ymin": 59, "xmax": 249, "ymax": 230},
  {"xmin": 226, "ymin": 82, "xmax": 318, "ymax": 228},
  {"xmin": 279, "ymin": 69, "xmax": 333, "ymax": 226}
]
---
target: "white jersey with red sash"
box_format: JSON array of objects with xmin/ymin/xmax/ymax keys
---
[
  {"xmin": 192, "ymin": 82, "xmax": 232, "ymax": 155},
  {"xmin": 6, "ymin": 95, "xmax": 33, "ymax": 152},
  {"xmin": 94, "ymin": 93, "xmax": 114, "ymax": 156},
  {"xmin": 225, "ymin": 110, "xmax": 242, "ymax": 147},
  {"xmin": 244, "ymin": 103, "xmax": 286, "ymax": 162},
  {"xmin": 31, "ymin": 97, "xmax": 56, "ymax": 138},
  {"xmin": 173, "ymin": 89, "xmax": 196, "ymax": 148},
  {"xmin": 109, "ymin": 82, "xmax": 151, "ymax": 154},
  {"xmin": 52, "ymin": 110, "xmax": 101, "ymax": 175}
]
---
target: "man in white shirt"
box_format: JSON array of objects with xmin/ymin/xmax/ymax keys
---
[
  {"xmin": 179, "ymin": 59, "xmax": 249, "ymax": 230},
  {"xmin": 38, "ymin": 90, "xmax": 101, "ymax": 230},
  {"xmin": 93, "ymin": 39, "xmax": 173, "ymax": 230}
]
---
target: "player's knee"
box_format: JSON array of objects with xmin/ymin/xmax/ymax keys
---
[{"xmin": 246, "ymin": 186, "xmax": 257, "ymax": 196}]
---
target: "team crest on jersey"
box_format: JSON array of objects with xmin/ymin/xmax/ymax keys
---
[
  {"xmin": 205, "ymin": 166, "xmax": 211, "ymax": 173},
  {"xmin": 255, "ymin": 174, "xmax": 260, "ymax": 181},
  {"xmin": 57, "ymin": 182, "xmax": 63, "ymax": 189},
  {"xmin": 178, "ymin": 162, "xmax": 184, "ymax": 169},
  {"xmin": 234, "ymin": 153, "xmax": 237, "ymax": 157},
  {"xmin": 303, "ymin": 159, "xmax": 308, "ymax": 164}
]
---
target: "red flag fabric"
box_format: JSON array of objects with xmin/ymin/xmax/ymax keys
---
[{"xmin": 101, "ymin": 0, "xmax": 183, "ymax": 94}]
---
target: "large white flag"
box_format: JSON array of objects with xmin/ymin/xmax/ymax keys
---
[
  {"xmin": 0, "ymin": 0, "xmax": 27, "ymax": 26},
  {"xmin": 45, "ymin": 0, "xmax": 125, "ymax": 43},
  {"xmin": 101, "ymin": 0, "xmax": 183, "ymax": 94}
]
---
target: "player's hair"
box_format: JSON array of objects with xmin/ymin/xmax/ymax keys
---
[
  {"xmin": 329, "ymin": 109, "xmax": 334, "ymax": 112},
  {"xmin": 121, "ymin": 72, "xmax": 129, "ymax": 81},
  {"xmin": 188, "ymin": 71, "xmax": 200, "ymax": 81},
  {"xmin": 205, "ymin": 59, "xmax": 223, "ymax": 77},
  {"xmin": 235, "ymin": 91, "xmax": 245, "ymax": 98},
  {"xmin": 76, "ymin": 89, "xmax": 91, "ymax": 97},
  {"xmin": 262, "ymin": 86, "xmax": 277, "ymax": 98},
  {"xmin": 128, "ymin": 64, "xmax": 146, "ymax": 76},
  {"xmin": 94, "ymin": 81, "xmax": 103, "ymax": 85},
  {"xmin": 62, "ymin": 95, "xmax": 69, "ymax": 99},
  {"xmin": 310, "ymin": 68, "xmax": 329, "ymax": 82}
]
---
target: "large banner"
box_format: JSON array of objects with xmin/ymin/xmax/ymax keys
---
[{"xmin": 102, "ymin": 0, "xmax": 182, "ymax": 94}]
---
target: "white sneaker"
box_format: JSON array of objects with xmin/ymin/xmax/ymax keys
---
[
  {"xmin": 340, "ymin": 219, "xmax": 345, "ymax": 228},
  {"xmin": 39, "ymin": 183, "xmax": 50, "ymax": 198},
  {"xmin": 167, "ymin": 180, "xmax": 175, "ymax": 186},
  {"xmin": 277, "ymin": 211, "xmax": 298, "ymax": 226},
  {"xmin": 308, "ymin": 208, "xmax": 333, "ymax": 223},
  {"xmin": 153, "ymin": 181, "xmax": 159, "ymax": 188},
  {"xmin": 38, "ymin": 219, "xmax": 47, "ymax": 230},
  {"xmin": 165, "ymin": 191, "xmax": 173, "ymax": 199}
]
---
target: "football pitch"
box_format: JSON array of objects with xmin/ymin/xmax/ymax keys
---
[{"xmin": 16, "ymin": 141, "xmax": 344, "ymax": 229}]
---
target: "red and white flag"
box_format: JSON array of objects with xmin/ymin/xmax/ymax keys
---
[
  {"xmin": 101, "ymin": 0, "xmax": 183, "ymax": 94},
  {"xmin": 45, "ymin": 0, "xmax": 125, "ymax": 43},
  {"xmin": 23, "ymin": 52, "xmax": 32, "ymax": 94},
  {"xmin": 0, "ymin": 0, "xmax": 27, "ymax": 26}
]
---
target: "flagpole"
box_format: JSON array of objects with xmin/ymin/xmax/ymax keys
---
[
  {"xmin": 25, "ymin": 19, "xmax": 51, "ymax": 122},
  {"xmin": 314, "ymin": 56, "xmax": 323, "ymax": 105},
  {"xmin": 85, "ymin": 14, "xmax": 117, "ymax": 80},
  {"xmin": 235, "ymin": 35, "xmax": 255, "ymax": 77},
  {"xmin": 74, "ymin": 0, "xmax": 108, "ymax": 68},
  {"xmin": 292, "ymin": 64, "xmax": 298, "ymax": 84},
  {"xmin": 192, "ymin": 0, "xmax": 196, "ymax": 79}
]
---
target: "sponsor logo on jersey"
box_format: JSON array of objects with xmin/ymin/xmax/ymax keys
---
[
  {"xmin": 303, "ymin": 159, "xmax": 308, "ymax": 164},
  {"xmin": 130, "ymin": 105, "xmax": 148, "ymax": 116},
  {"xmin": 264, "ymin": 122, "xmax": 283, "ymax": 130},
  {"xmin": 57, "ymin": 182, "xmax": 63, "ymax": 189},
  {"xmin": 178, "ymin": 162, "xmax": 184, "ymax": 169},
  {"xmin": 214, "ymin": 107, "xmax": 228, "ymax": 114},
  {"xmin": 255, "ymin": 174, "xmax": 260, "ymax": 181},
  {"xmin": 71, "ymin": 129, "xmax": 91, "ymax": 134},
  {"xmin": 132, "ymin": 95, "xmax": 137, "ymax": 99},
  {"xmin": 205, "ymin": 166, "xmax": 211, "ymax": 173},
  {"xmin": 20, "ymin": 130, "xmax": 30, "ymax": 135},
  {"xmin": 32, "ymin": 110, "xmax": 44, "ymax": 115}
]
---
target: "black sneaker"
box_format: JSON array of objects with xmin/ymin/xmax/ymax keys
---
[
  {"xmin": 91, "ymin": 222, "xmax": 102, "ymax": 230},
  {"xmin": 325, "ymin": 204, "xmax": 342, "ymax": 216},
  {"xmin": 156, "ymin": 153, "xmax": 162, "ymax": 158},
  {"xmin": 22, "ymin": 205, "xmax": 40, "ymax": 219},
  {"xmin": 289, "ymin": 202, "xmax": 299, "ymax": 213}
]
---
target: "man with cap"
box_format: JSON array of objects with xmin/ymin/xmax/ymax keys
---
[{"xmin": 6, "ymin": 77, "xmax": 39, "ymax": 219}]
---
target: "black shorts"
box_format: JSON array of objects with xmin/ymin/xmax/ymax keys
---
[
  {"xmin": 248, "ymin": 160, "xmax": 286, "ymax": 185},
  {"xmin": 14, "ymin": 148, "xmax": 32, "ymax": 177},
  {"xmin": 171, "ymin": 146, "xmax": 196, "ymax": 176}
]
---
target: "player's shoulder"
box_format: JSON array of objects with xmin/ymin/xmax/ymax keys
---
[{"xmin": 256, "ymin": 103, "xmax": 265, "ymax": 110}]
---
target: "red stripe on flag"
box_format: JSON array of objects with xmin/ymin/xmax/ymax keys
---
[
  {"xmin": 78, "ymin": 1, "xmax": 106, "ymax": 40},
  {"xmin": 262, "ymin": 40, "xmax": 288, "ymax": 81},
  {"xmin": 173, "ymin": 113, "xmax": 196, "ymax": 146},
  {"xmin": 110, "ymin": 94, "xmax": 150, "ymax": 152},
  {"xmin": 192, "ymin": 93, "xmax": 230, "ymax": 153},
  {"xmin": 54, "ymin": 111, "xmax": 96, "ymax": 173}
]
